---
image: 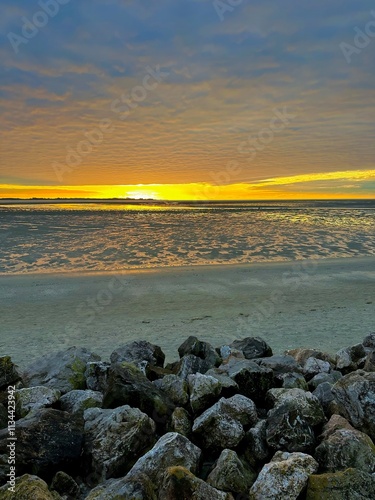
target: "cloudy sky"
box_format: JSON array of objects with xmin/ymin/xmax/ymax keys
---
[{"xmin": 0, "ymin": 0, "xmax": 374, "ymax": 199}]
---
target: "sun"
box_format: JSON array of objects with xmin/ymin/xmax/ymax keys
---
[{"xmin": 123, "ymin": 189, "xmax": 159, "ymax": 200}]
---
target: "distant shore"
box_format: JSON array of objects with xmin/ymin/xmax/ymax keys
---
[{"xmin": 0, "ymin": 256, "xmax": 374, "ymax": 366}]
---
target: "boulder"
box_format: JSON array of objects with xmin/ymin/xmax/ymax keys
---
[
  {"xmin": 174, "ymin": 354, "xmax": 212, "ymax": 380},
  {"xmin": 15, "ymin": 386, "xmax": 60, "ymax": 418},
  {"xmin": 188, "ymin": 373, "xmax": 222, "ymax": 414},
  {"xmin": 84, "ymin": 361, "xmax": 110, "ymax": 392},
  {"xmin": 83, "ymin": 405, "xmax": 156, "ymax": 481},
  {"xmin": 254, "ymin": 355, "xmax": 302, "ymax": 374},
  {"xmin": 51, "ymin": 471, "xmax": 80, "ymax": 498},
  {"xmin": 364, "ymin": 351, "xmax": 375, "ymax": 372},
  {"xmin": 243, "ymin": 419, "xmax": 270, "ymax": 468},
  {"xmin": 279, "ymin": 372, "xmax": 308, "ymax": 390},
  {"xmin": 362, "ymin": 332, "xmax": 375, "ymax": 350},
  {"xmin": 59, "ymin": 389, "xmax": 103, "ymax": 415},
  {"xmin": 22, "ymin": 347, "xmax": 100, "ymax": 394},
  {"xmin": 102, "ymin": 362, "xmax": 175, "ymax": 424},
  {"xmin": 312, "ymin": 382, "xmax": 336, "ymax": 415},
  {"xmin": 0, "ymin": 408, "xmax": 83, "ymax": 477},
  {"xmin": 153, "ymin": 374, "xmax": 189, "ymax": 406},
  {"xmin": 207, "ymin": 449, "xmax": 256, "ymax": 494},
  {"xmin": 205, "ymin": 368, "xmax": 239, "ymax": 397},
  {"xmin": 0, "ymin": 356, "xmax": 21, "ymax": 390},
  {"xmin": 85, "ymin": 473, "xmax": 155, "ymax": 500},
  {"xmin": 285, "ymin": 348, "xmax": 335, "ymax": 367},
  {"xmin": 314, "ymin": 415, "xmax": 375, "ymax": 473},
  {"xmin": 160, "ymin": 466, "xmax": 233, "ymax": 499},
  {"xmin": 302, "ymin": 357, "xmax": 331, "ymax": 378},
  {"xmin": 192, "ymin": 394, "xmax": 258, "ymax": 450},
  {"xmin": 178, "ymin": 336, "xmax": 221, "ymax": 367},
  {"xmin": 229, "ymin": 337, "xmax": 272, "ymax": 359},
  {"xmin": 218, "ymin": 345, "xmax": 245, "ymax": 361},
  {"xmin": 331, "ymin": 370, "xmax": 375, "ymax": 440},
  {"xmin": 168, "ymin": 407, "xmax": 191, "ymax": 437},
  {"xmin": 336, "ymin": 343, "xmax": 367, "ymax": 372},
  {"xmin": 308, "ymin": 370, "xmax": 342, "ymax": 390},
  {"xmin": 0, "ymin": 474, "xmax": 58, "ymax": 499},
  {"xmin": 110, "ymin": 340, "xmax": 165, "ymax": 373},
  {"xmin": 306, "ymin": 468, "xmax": 375, "ymax": 499},
  {"xmin": 249, "ymin": 451, "xmax": 318, "ymax": 500}
]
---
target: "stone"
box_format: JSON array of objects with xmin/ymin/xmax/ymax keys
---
[
  {"xmin": 51, "ymin": 471, "xmax": 80, "ymax": 498},
  {"xmin": 336, "ymin": 343, "xmax": 367, "ymax": 372},
  {"xmin": 314, "ymin": 415, "xmax": 375, "ymax": 473},
  {"xmin": 175, "ymin": 354, "xmax": 212, "ymax": 380},
  {"xmin": 153, "ymin": 374, "xmax": 189, "ymax": 406},
  {"xmin": 220, "ymin": 358, "xmax": 274, "ymax": 405},
  {"xmin": 303, "ymin": 357, "xmax": 331, "ymax": 378},
  {"xmin": 279, "ymin": 372, "xmax": 308, "ymax": 390},
  {"xmin": 192, "ymin": 394, "xmax": 258, "ymax": 450},
  {"xmin": 243, "ymin": 419, "xmax": 270, "ymax": 468},
  {"xmin": 102, "ymin": 362, "xmax": 174, "ymax": 424},
  {"xmin": 85, "ymin": 361, "xmax": 110, "ymax": 392},
  {"xmin": 83, "ymin": 405, "xmax": 156, "ymax": 481},
  {"xmin": 160, "ymin": 466, "xmax": 234, "ymax": 499},
  {"xmin": 331, "ymin": 370, "xmax": 375, "ymax": 440},
  {"xmin": 207, "ymin": 449, "xmax": 256, "ymax": 494},
  {"xmin": 85, "ymin": 474, "xmax": 155, "ymax": 500},
  {"xmin": 205, "ymin": 368, "xmax": 239, "ymax": 397},
  {"xmin": 188, "ymin": 373, "xmax": 222, "ymax": 414},
  {"xmin": 22, "ymin": 347, "xmax": 100, "ymax": 394},
  {"xmin": 362, "ymin": 332, "xmax": 375, "ymax": 349},
  {"xmin": 0, "ymin": 474, "xmax": 58, "ymax": 499},
  {"xmin": 229, "ymin": 337, "xmax": 273, "ymax": 359},
  {"xmin": 0, "ymin": 408, "xmax": 83, "ymax": 477},
  {"xmin": 364, "ymin": 351, "xmax": 375, "ymax": 372},
  {"xmin": 306, "ymin": 468, "xmax": 375, "ymax": 499},
  {"xmin": 60, "ymin": 389, "xmax": 103, "ymax": 415},
  {"xmin": 254, "ymin": 355, "xmax": 302, "ymax": 374},
  {"xmin": 308, "ymin": 370, "xmax": 342, "ymax": 390},
  {"xmin": 178, "ymin": 336, "xmax": 221, "ymax": 367},
  {"xmin": 312, "ymin": 382, "xmax": 335, "ymax": 415},
  {"xmin": 0, "ymin": 356, "xmax": 21, "ymax": 390},
  {"xmin": 218, "ymin": 345, "xmax": 245, "ymax": 361},
  {"xmin": 168, "ymin": 407, "xmax": 191, "ymax": 437},
  {"xmin": 15, "ymin": 386, "xmax": 60, "ymax": 418},
  {"xmin": 285, "ymin": 348, "xmax": 335, "ymax": 367},
  {"xmin": 249, "ymin": 451, "xmax": 319, "ymax": 500},
  {"xmin": 110, "ymin": 340, "xmax": 165, "ymax": 374}
]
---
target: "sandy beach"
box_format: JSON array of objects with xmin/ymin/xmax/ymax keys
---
[{"xmin": 0, "ymin": 257, "xmax": 374, "ymax": 367}]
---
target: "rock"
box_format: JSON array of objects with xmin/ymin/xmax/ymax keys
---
[
  {"xmin": 125, "ymin": 433, "xmax": 201, "ymax": 486},
  {"xmin": 160, "ymin": 466, "xmax": 233, "ymax": 499},
  {"xmin": 306, "ymin": 468, "xmax": 375, "ymax": 499},
  {"xmin": 188, "ymin": 373, "xmax": 222, "ymax": 414},
  {"xmin": 229, "ymin": 337, "xmax": 273, "ymax": 359},
  {"xmin": 254, "ymin": 355, "xmax": 302, "ymax": 374},
  {"xmin": 85, "ymin": 361, "xmax": 110, "ymax": 392},
  {"xmin": 110, "ymin": 340, "xmax": 165, "ymax": 375},
  {"xmin": 22, "ymin": 347, "xmax": 100, "ymax": 394},
  {"xmin": 168, "ymin": 407, "xmax": 192, "ymax": 437},
  {"xmin": 205, "ymin": 368, "xmax": 239, "ymax": 397},
  {"xmin": 175, "ymin": 354, "xmax": 212, "ymax": 380},
  {"xmin": 0, "ymin": 408, "xmax": 83, "ymax": 477},
  {"xmin": 266, "ymin": 389, "xmax": 325, "ymax": 452},
  {"xmin": 153, "ymin": 374, "xmax": 189, "ymax": 406},
  {"xmin": 207, "ymin": 449, "xmax": 256, "ymax": 494},
  {"xmin": 218, "ymin": 345, "xmax": 245, "ymax": 361},
  {"xmin": 314, "ymin": 415, "xmax": 375, "ymax": 473},
  {"xmin": 336, "ymin": 343, "xmax": 367, "ymax": 372},
  {"xmin": 178, "ymin": 336, "xmax": 221, "ymax": 367},
  {"xmin": 303, "ymin": 357, "xmax": 331, "ymax": 378},
  {"xmin": 312, "ymin": 382, "xmax": 336, "ymax": 415},
  {"xmin": 51, "ymin": 471, "xmax": 80, "ymax": 498},
  {"xmin": 243, "ymin": 419, "xmax": 270, "ymax": 468},
  {"xmin": 364, "ymin": 351, "xmax": 375, "ymax": 372},
  {"xmin": 220, "ymin": 358, "xmax": 274, "ymax": 405},
  {"xmin": 192, "ymin": 394, "xmax": 258, "ymax": 450},
  {"xmin": 308, "ymin": 370, "xmax": 342, "ymax": 390},
  {"xmin": 362, "ymin": 332, "xmax": 375, "ymax": 349},
  {"xmin": 0, "ymin": 474, "xmax": 58, "ymax": 499},
  {"xmin": 249, "ymin": 451, "xmax": 319, "ymax": 500},
  {"xmin": 15, "ymin": 386, "xmax": 60, "ymax": 418},
  {"xmin": 331, "ymin": 370, "xmax": 375, "ymax": 440},
  {"xmin": 0, "ymin": 357, "xmax": 21, "ymax": 390},
  {"xmin": 279, "ymin": 372, "xmax": 308, "ymax": 390},
  {"xmin": 0, "ymin": 404, "xmax": 7, "ymax": 429},
  {"xmin": 85, "ymin": 473, "xmax": 155, "ymax": 500},
  {"xmin": 60, "ymin": 389, "xmax": 103, "ymax": 415},
  {"xmin": 83, "ymin": 405, "xmax": 156, "ymax": 481},
  {"xmin": 285, "ymin": 348, "xmax": 335, "ymax": 367},
  {"xmin": 102, "ymin": 362, "xmax": 174, "ymax": 424}
]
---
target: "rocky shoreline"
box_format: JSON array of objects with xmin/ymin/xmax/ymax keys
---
[{"xmin": 0, "ymin": 334, "xmax": 375, "ymax": 499}]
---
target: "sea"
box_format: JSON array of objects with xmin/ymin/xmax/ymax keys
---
[{"xmin": 0, "ymin": 200, "xmax": 374, "ymax": 274}]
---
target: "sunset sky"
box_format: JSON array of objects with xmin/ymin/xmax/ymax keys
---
[{"xmin": 0, "ymin": 0, "xmax": 374, "ymax": 200}]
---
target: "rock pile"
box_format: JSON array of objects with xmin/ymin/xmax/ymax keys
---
[{"xmin": 0, "ymin": 334, "xmax": 375, "ymax": 499}]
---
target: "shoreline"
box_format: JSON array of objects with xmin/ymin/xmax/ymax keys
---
[{"xmin": 1, "ymin": 256, "xmax": 374, "ymax": 367}]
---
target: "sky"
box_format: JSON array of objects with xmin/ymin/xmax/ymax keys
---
[{"xmin": 0, "ymin": 0, "xmax": 374, "ymax": 200}]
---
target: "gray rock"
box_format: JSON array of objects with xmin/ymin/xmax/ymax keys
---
[
  {"xmin": 0, "ymin": 356, "xmax": 21, "ymax": 390},
  {"xmin": 15, "ymin": 386, "xmax": 60, "ymax": 418},
  {"xmin": 51, "ymin": 471, "xmax": 80, "ymax": 498},
  {"xmin": 285, "ymin": 348, "xmax": 335, "ymax": 367},
  {"xmin": 102, "ymin": 362, "xmax": 175, "ymax": 423},
  {"xmin": 332, "ymin": 369, "xmax": 375, "ymax": 440},
  {"xmin": 306, "ymin": 468, "xmax": 375, "ymax": 499},
  {"xmin": 153, "ymin": 374, "xmax": 189, "ymax": 406},
  {"xmin": 336, "ymin": 343, "xmax": 367, "ymax": 372},
  {"xmin": 207, "ymin": 449, "xmax": 256, "ymax": 494},
  {"xmin": 218, "ymin": 345, "xmax": 245, "ymax": 361},
  {"xmin": 205, "ymin": 368, "xmax": 239, "ymax": 397},
  {"xmin": 0, "ymin": 408, "xmax": 83, "ymax": 477},
  {"xmin": 229, "ymin": 337, "xmax": 273, "ymax": 359},
  {"xmin": 188, "ymin": 373, "xmax": 222, "ymax": 414},
  {"xmin": 243, "ymin": 419, "xmax": 270, "ymax": 467},
  {"xmin": 175, "ymin": 354, "xmax": 212, "ymax": 380},
  {"xmin": 364, "ymin": 351, "xmax": 375, "ymax": 372},
  {"xmin": 168, "ymin": 407, "xmax": 192, "ymax": 437},
  {"xmin": 60, "ymin": 389, "xmax": 103, "ymax": 415},
  {"xmin": 160, "ymin": 465, "xmax": 233, "ymax": 499},
  {"xmin": 85, "ymin": 361, "xmax": 110, "ymax": 392},
  {"xmin": 308, "ymin": 370, "xmax": 342, "ymax": 390},
  {"xmin": 85, "ymin": 473, "xmax": 155, "ymax": 500},
  {"xmin": 178, "ymin": 336, "xmax": 221, "ymax": 367},
  {"xmin": 254, "ymin": 355, "xmax": 302, "ymax": 374},
  {"xmin": 83, "ymin": 405, "xmax": 156, "ymax": 481},
  {"xmin": 249, "ymin": 451, "xmax": 319, "ymax": 500},
  {"xmin": 303, "ymin": 357, "xmax": 331, "ymax": 378},
  {"xmin": 192, "ymin": 394, "xmax": 258, "ymax": 450},
  {"xmin": 0, "ymin": 474, "xmax": 57, "ymax": 499},
  {"xmin": 362, "ymin": 332, "xmax": 375, "ymax": 349},
  {"xmin": 279, "ymin": 372, "xmax": 308, "ymax": 390},
  {"xmin": 22, "ymin": 347, "xmax": 100, "ymax": 394},
  {"xmin": 110, "ymin": 340, "xmax": 165, "ymax": 372},
  {"xmin": 312, "ymin": 382, "xmax": 336, "ymax": 414}
]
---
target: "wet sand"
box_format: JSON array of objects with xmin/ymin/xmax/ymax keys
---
[{"xmin": 0, "ymin": 257, "xmax": 374, "ymax": 367}]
